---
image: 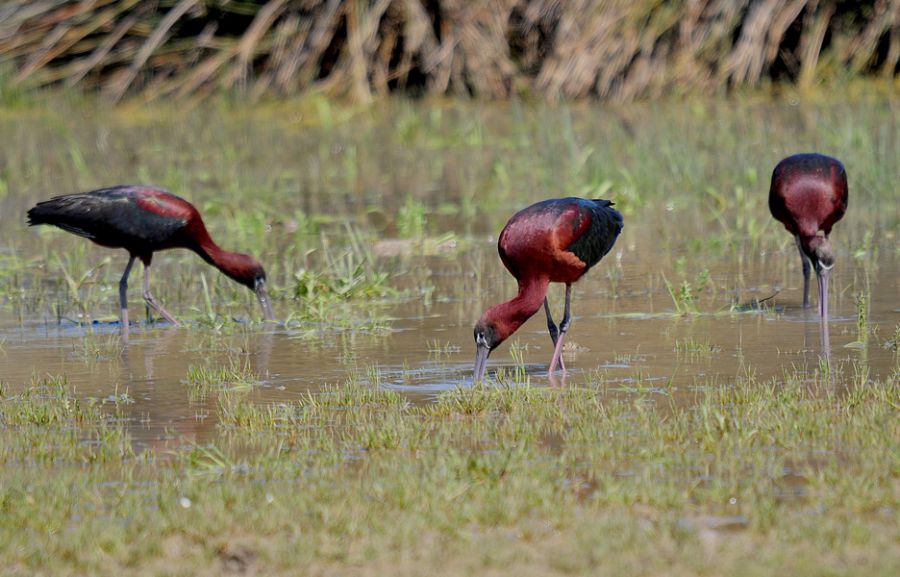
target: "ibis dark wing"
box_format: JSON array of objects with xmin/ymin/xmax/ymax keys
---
[
  {"xmin": 27, "ymin": 187, "xmax": 188, "ymax": 250},
  {"xmin": 566, "ymin": 199, "xmax": 623, "ymax": 271},
  {"xmin": 821, "ymin": 161, "xmax": 849, "ymax": 235}
]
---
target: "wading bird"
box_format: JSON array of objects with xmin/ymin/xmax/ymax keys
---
[
  {"xmin": 473, "ymin": 198, "xmax": 623, "ymax": 381},
  {"xmin": 769, "ymin": 153, "xmax": 848, "ymax": 322},
  {"xmin": 27, "ymin": 185, "xmax": 275, "ymax": 334}
]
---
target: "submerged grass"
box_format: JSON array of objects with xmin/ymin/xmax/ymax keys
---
[
  {"xmin": 0, "ymin": 368, "xmax": 897, "ymax": 575},
  {"xmin": 0, "ymin": 375, "xmax": 133, "ymax": 465},
  {"xmin": 186, "ymin": 358, "xmax": 259, "ymax": 403},
  {"xmin": 674, "ymin": 337, "xmax": 722, "ymax": 361}
]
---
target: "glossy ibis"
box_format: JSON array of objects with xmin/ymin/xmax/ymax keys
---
[
  {"xmin": 769, "ymin": 153, "xmax": 848, "ymax": 321},
  {"xmin": 27, "ymin": 185, "xmax": 275, "ymax": 332},
  {"xmin": 473, "ymin": 197, "xmax": 623, "ymax": 381}
]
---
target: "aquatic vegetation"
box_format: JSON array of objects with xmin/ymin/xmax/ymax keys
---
[
  {"xmin": 856, "ymin": 291, "xmax": 871, "ymax": 346},
  {"xmin": 286, "ymin": 226, "xmax": 398, "ymax": 326},
  {"xmin": 663, "ymin": 274, "xmax": 699, "ymax": 315},
  {"xmin": 0, "ymin": 375, "xmax": 132, "ymax": 463},
  {"xmin": 397, "ymin": 195, "xmax": 427, "ymax": 239},
  {"xmin": 886, "ymin": 324, "xmax": 900, "ymax": 354},
  {"xmin": 73, "ymin": 332, "xmax": 123, "ymax": 362},
  {"xmin": 674, "ymin": 337, "xmax": 721, "ymax": 359},
  {"xmin": 186, "ymin": 358, "xmax": 259, "ymax": 403}
]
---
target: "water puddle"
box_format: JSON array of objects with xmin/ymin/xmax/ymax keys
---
[{"xmin": 1, "ymin": 242, "xmax": 896, "ymax": 449}]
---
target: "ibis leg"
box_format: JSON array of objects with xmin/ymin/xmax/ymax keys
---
[
  {"xmin": 142, "ymin": 265, "xmax": 179, "ymax": 326},
  {"xmin": 795, "ymin": 235, "xmax": 811, "ymax": 308},
  {"xmin": 543, "ymin": 298, "xmax": 566, "ymax": 373},
  {"xmin": 548, "ymin": 284, "xmax": 572, "ymax": 376},
  {"xmin": 119, "ymin": 255, "xmax": 137, "ymax": 337}
]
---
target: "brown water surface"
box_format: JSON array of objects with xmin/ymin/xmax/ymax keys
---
[{"xmin": 1, "ymin": 242, "xmax": 896, "ymax": 448}]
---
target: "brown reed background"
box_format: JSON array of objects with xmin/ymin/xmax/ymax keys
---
[{"xmin": 0, "ymin": 0, "xmax": 897, "ymax": 102}]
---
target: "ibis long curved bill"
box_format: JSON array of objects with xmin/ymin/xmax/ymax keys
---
[
  {"xmin": 474, "ymin": 343, "xmax": 490, "ymax": 383},
  {"xmin": 255, "ymin": 277, "xmax": 275, "ymax": 322}
]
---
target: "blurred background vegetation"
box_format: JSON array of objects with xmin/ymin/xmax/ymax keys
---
[{"xmin": 0, "ymin": 0, "xmax": 897, "ymax": 103}]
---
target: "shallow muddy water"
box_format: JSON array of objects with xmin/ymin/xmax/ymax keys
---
[
  {"xmin": 0, "ymin": 97, "xmax": 897, "ymax": 447},
  {"xmin": 1, "ymin": 243, "xmax": 896, "ymax": 448}
]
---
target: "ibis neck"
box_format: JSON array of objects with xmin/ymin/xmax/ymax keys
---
[
  {"xmin": 484, "ymin": 275, "xmax": 550, "ymax": 341},
  {"xmin": 193, "ymin": 229, "xmax": 244, "ymax": 280},
  {"xmin": 797, "ymin": 233, "xmax": 816, "ymax": 255}
]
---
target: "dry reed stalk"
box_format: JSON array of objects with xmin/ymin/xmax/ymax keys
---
[
  {"xmin": 0, "ymin": 0, "xmax": 896, "ymax": 102},
  {"xmin": 798, "ymin": 1, "xmax": 835, "ymax": 88},
  {"xmin": 104, "ymin": 0, "xmax": 198, "ymax": 101}
]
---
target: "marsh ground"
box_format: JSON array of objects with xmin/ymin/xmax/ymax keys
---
[{"xmin": 0, "ymin": 91, "xmax": 897, "ymax": 575}]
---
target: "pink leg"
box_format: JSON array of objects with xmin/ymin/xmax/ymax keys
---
[
  {"xmin": 143, "ymin": 265, "xmax": 179, "ymax": 326},
  {"xmin": 547, "ymin": 284, "xmax": 572, "ymax": 376},
  {"xmin": 543, "ymin": 297, "xmax": 567, "ymax": 373}
]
